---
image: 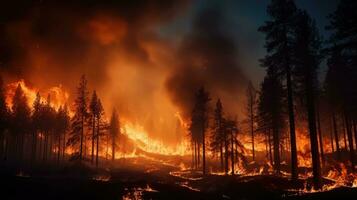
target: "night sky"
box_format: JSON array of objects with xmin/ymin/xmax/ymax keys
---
[{"xmin": 158, "ymin": 0, "xmax": 339, "ymax": 86}]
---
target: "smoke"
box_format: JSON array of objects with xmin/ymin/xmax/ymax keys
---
[
  {"xmin": 0, "ymin": 1, "xmax": 247, "ymax": 144},
  {"xmin": 165, "ymin": 7, "xmax": 248, "ymax": 118}
]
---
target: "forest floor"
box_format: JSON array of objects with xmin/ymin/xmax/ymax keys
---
[{"xmin": 0, "ymin": 155, "xmax": 356, "ymax": 200}]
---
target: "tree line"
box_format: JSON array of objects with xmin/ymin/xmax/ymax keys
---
[
  {"xmin": 188, "ymin": 0, "xmax": 357, "ymax": 190},
  {"xmin": 0, "ymin": 75, "xmax": 121, "ymax": 169}
]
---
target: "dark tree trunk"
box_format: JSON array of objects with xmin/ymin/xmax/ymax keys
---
[
  {"xmin": 57, "ymin": 135, "xmax": 61, "ymax": 164},
  {"xmin": 62, "ymin": 132, "xmax": 66, "ymax": 161},
  {"xmin": 224, "ymin": 131, "xmax": 229, "ymax": 175},
  {"xmin": 80, "ymin": 115, "xmax": 84, "ymax": 161},
  {"xmin": 332, "ymin": 112, "xmax": 341, "ymax": 159},
  {"xmin": 272, "ymin": 124, "xmax": 280, "ymax": 174},
  {"xmin": 353, "ymin": 120, "xmax": 357, "ymax": 153},
  {"xmin": 96, "ymin": 117, "xmax": 99, "ymax": 169},
  {"xmin": 342, "ymin": 116, "xmax": 348, "ymax": 150},
  {"xmin": 202, "ymin": 122, "xmax": 206, "ymax": 175},
  {"xmin": 306, "ymin": 74, "xmax": 321, "ymax": 190},
  {"xmin": 250, "ymin": 104, "xmax": 255, "ymax": 161},
  {"xmin": 316, "ymin": 108, "xmax": 324, "ymax": 165},
  {"xmin": 329, "ymin": 119, "xmax": 335, "ymax": 153},
  {"xmin": 231, "ymin": 129, "xmax": 234, "ymax": 175},
  {"xmin": 268, "ymin": 129, "xmax": 273, "ymax": 165},
  {"xmin": 286, "ymin": 65, "xmax": 298, "ymax": 180},
  {"xmin": 92, "ymin": 116, "xmax": 95, "ymax": 164},
  {"xmin": 344, "ymin": 114, "xmax": 355, "ymax": 171},
  {"xmin": 220, "ymin": 143, "xmax": 223, "ymax": 171}
]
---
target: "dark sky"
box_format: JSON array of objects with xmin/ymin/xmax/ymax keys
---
[{"xmin": 159, "ymin": 0, "xmax": 339, "ymax": 87}]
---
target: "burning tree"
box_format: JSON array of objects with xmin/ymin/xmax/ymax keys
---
[
  {"xmin": 109, "ymin": 108, "xmax": 120, "ymax": 162},
  {"xmin": 68, "ymin": 75, "xmax": 89, "ymax": 161}
]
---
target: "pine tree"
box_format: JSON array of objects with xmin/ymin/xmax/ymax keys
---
[
  {"xmin": 0, "ymin": 76, "xmax": 9, "ymax": 160},
  {"xmin": 293, "ymin": 10, "xmax": 323, "ymax": 189},
  {"xmin": 259, "ymin": 0, "xmax": 299, "ymax": 180},
  {"xmin": 11, "ymin": 84, "xmax": 31, "ymax": 161},
  {"xmin": 89, "ymin": 90, "xmax": 98, "ymax": 164},
  {"xmin": 245, "ymin": 81, "xmax": 257, "ymax": 161},
  {"xmin": 110, "ymin": 109, "xmax": 119, "ymax": 162},
  {"xmin": 68, "ymin": 75, "xmax": 89, "ymax": 161}
]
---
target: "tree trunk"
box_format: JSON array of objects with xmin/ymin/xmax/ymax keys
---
[
  {"xmin": 224, "ymin": 131, "xmax": 229, "ymax": 175},
  {"xmin": 250, "ymin": 104, "xmax": 255, "ymax": 161},
  {"xmin": 332, "ymin": 112, "xmax": 340, "ymax": 159},
  {"xmin": 342, "ymin": 116, "xmax": 348, "ymax": 150},
  {"xmin": 285, "ymin": 60, "xmax": 298, "ymax": 180},
  {"xmin": 306, "ymin": 73, "xmax": 321, "ymax": 190},
  {"xmin": 220, "ymin": 143, "xmax": 223, "ymax": 171},
  {"xmin": 92, "ymin": 116, "xmax": 95, "ymax": 164},
  {"xmin": 96, "ymin": 117, "xmax": 99, "ymax": 169},
  {"xmin": 231, "ymin": 129, "xmax": 234, "ymax": 175},
  {"xmin": 62, "ymin": 132, "xmax": 66, "ymax": 161},
  {"xmin": 80, "ymin": 115, "xmax": 84, "ymax": 161},
  {"xmin": 202, "ymin": 123, "xmax": 206, "ymax": 175},
  {"xmin": 344, "ymin": 114, "xmax": 355, "ymax": 171},
  {"xmin": 316, "ymin": 107, "xmax": 324, "ymax": 165},
  {"xmin": 268, "ymin": 129, "xmax": 273, "ymax": 165},
  {"xmin": 329, "ymin": 119, "xmax": 335, "ymax": 153},
  {"xmin": 353, "ymin": 119, "xmax": 357, "ymax": 153},
  {"xmin": 57, "ymin": 134, "xmax": 61, "ymax": 164}
]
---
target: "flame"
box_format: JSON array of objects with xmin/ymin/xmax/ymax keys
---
[
  {"xmin": 123, "ymin": 122, "xmax": 190, "ymax": 156},
  {"xmin": 5, "ymin": 79, "xmax": 70, "ymax": 110}
]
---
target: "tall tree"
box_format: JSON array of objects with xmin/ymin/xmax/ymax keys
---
[
  {"xmin": 0, "ymin": 76, "xmax": 9, "ymax": 160},
  {"xmin": 89, "ymin": 91, "xmax": 98, "ymax": 164},
  {"xmin": 259, "ymin": 0, "xmax": 299, "ymax": 180},
  {"xmin": 95, "ymin": 99, "xmax": 105, "ymax": 168},
  {"xmin": 245, "ymin": 81, "xmax": 257, "ymax": 161},
  {"xmin": 210, "ymin": 99, "xmax": 225, "ymax": 171},
  {"xmin": 11, "ymin": 84, "xmax": 31, "ymax": 161},
  {"xmin": 68, "ymin": 75, "xmax": 89, "ymax": 161},
  {"xmin": 293, "ymin": 10, "xmax": 323, "ymax": 189},
  {"xmin": 109, "ymin": 108, "xmax": 119, "ymax": 162},
  {"xmin": 191, "ymin": 87, "xmax": 210, "ymax": 175},
  {"xmin": 258, "ymin": 72, "xmax": 285, "ymax": 174},
  {"xmin": 326, "ymin": 0, "xmax": 357, "ymax": 171}
]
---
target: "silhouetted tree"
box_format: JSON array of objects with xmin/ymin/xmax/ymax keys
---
[
  {"xmin": 326, "ymin": 0, "xmax": 357, "ymax": 171},
  {"xmin": 11, "ymin": 84, "xmax": 31, "ymax": 162},
  {"xmin": 210, "ymin": 99, "xmax": 225, "ymax": 171},
  {"xmin": 109, "ymin": 108, "xmax": 119, "ymax": 162},
  {"xmin": 293, "ymin": 10, "xmax": 323, "ymax": 189},
  {"xmin": 68, "ymin": 75, "xmax": 89, "ymax": 161},
  {"xmin": 190, "ymin": 87, "xmax": 210, "ymax": 175},
  {"xmin": 95, "ymin": 99, "xmax": 105, "ymax": 168},
  {"xmin": 89, "ymin": 90, "xmax": 98, "ymax": 164},
  {"xmin": 259, "ymin": 0, "xmax": 299, "ymax": 180},
  {"xmin": 245, "ymin": 81, "xmax": 257, "ymax": 161},
  {"xmin": 0, "ymin": 76, "xmax": 9, "ymax": 160},
  {"xmin": 258, "ymin": 73, "xmax": 285, "ymax": 174}
]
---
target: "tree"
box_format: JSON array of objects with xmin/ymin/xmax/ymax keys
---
[
  {"xmin": 95, "ymin": 98, "xmax": 105, "ymax": 168},
  {"xmin": 0, "ymin": 76, "xmax": 9, "ymax": 160},
  {"xmin": 210, "ymin": 99, "xmax": 225, "ymax": 171},
  {"xmin": 245, "ymin": 81, "xmax": 257, "ymax": 161},
  {"xmin": 89, "ymin": 90, "xmax": 98, "ymax": 164},
  {"xmin": 11, "ymin": 84, "xmax": 31, "ymax": 161},
  {"xmin": 31, "ymin": 92, "xmax": 42, "ymax": 162},
  {"xmin": 259, "ymin": 0, "xmax": 299, "ymax": 180},
  {"xmin": 326, "ymin": 0, "xmax": 357, "ymax": 171},
  {"xmin": 68, "ymin": 75, "xmax": 89, "ymax": 161},
  {"xmin": 293, "ymin": 10, "xmax": 323, "ymax": 189},
  {"xmin": 258, "ymin": 73, "xmax": 285, "ymax": 174},
  {"xmin": 190, "ymin": 87, "xmax": 210, "ymax": 175},
  {"xmin": 109, "ymin": 108, "xmax": 119, "ymax": 161}
]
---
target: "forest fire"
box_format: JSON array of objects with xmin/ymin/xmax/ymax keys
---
[{"xmin": 1, "ymin": 0, "xmax": 357, "ymax": 200}]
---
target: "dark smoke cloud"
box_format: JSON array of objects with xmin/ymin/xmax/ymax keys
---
[{"xmin": 166, "ymin": 7, "xmax": 247, "ymax": 118}]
